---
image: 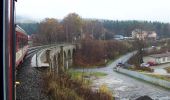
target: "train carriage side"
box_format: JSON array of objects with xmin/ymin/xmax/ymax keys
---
[{"xmin": 15, "ymin": 25, "xmax": 29, "ymax": 68}]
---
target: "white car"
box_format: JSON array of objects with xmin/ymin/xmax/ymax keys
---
[{"xmin": 140, "ymin": 63, "xmax": 150, "ymax": 67}]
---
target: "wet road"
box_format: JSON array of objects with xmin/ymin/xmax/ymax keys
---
[{"xmin": 74, "ymin": 52, "xmax": 170, "ymax": 100}]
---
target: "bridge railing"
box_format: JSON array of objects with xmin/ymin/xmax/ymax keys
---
[
  {"xmin": 34, "ymin": 43, "xmax": 75, "ymax": 67},
  {"xmin": 28, "ymin": 42, "xmax": 69, "ymax": 49}
]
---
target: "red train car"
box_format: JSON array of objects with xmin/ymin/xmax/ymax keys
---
[{"xmin": 15, "ymin": 25, "xmax": 29, "ymax": 68}]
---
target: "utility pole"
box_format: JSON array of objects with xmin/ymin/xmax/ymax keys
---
[
  {"xmin": 66, "ymin": 24, "xmax": 68, "ymax": 43},
  {"xmin": 60, "ymin": 46, "xmax": 64, "ymax": 73},
  {"xmin": 138, "ymin": 29, "xmax": 144, "ymax": 64},
  {"xmin": 92, "ymin": 24, "xmax": 94, "ymax": 39},
  {"xmin": 103, "ymin": 28, "xmax": 107, "ymax": 63}
]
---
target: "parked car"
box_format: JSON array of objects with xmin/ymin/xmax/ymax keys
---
[
  {"xmin": 116, "ymin": 62, "xmax": 124, "ymax": 67},
  {"xmin": 147, "ymin": 61, "xmax": 157, "ymax": 66},
  {"xmin": 140, "ymin": 63, "xmax": 150, "ymax": 67}
]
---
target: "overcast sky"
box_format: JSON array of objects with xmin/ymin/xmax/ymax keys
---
[{"xmin": 16, "ymin": 0, "xmax": 170, "ymax": 23}]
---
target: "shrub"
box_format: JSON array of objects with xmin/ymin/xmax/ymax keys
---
[
  {"xmin": 165, "ymin": 67, "xmax": 170, "ymax": 73},
  {"xmin": 99, "ymin": 84, "xmax": 113, "ymax": 97},
  {"xmin": 43, "ymin": 71, "xmax": 114, "ymax": 100},
  {"xmin": 135, "ymin": 67, "xmax": 154, "ymax": 72}
]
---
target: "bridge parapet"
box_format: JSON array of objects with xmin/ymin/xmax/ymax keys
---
[{"xmin": 31, "ymin": 44, "xmax": 76, "ymax": 73}]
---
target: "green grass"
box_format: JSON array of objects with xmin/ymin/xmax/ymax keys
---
[
  {"xmin": 106, "ymin": 59, "xmax": 115, "ymax": 66},
  {"xmin": 91, "ymin": 72, "xmax": 107, "ymax": 77},
  {"xmin": 73, "ymin": 65, "xmax": 103, "ymax": 68},
  {"xmin": 68, "ymin": 70, "xmax": 107, "ymax": 81}
]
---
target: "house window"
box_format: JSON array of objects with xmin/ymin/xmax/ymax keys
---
[
  {"xmin": 162, "ymin": 57, "xmax": 166, "ymax": 62},
  {"xmin": 155, "ymin": 58, "xmax": 160, "ymax": 64},
  {"xmin": 168, "ymin": 57, "xmax": 170, "ymax": 61}
]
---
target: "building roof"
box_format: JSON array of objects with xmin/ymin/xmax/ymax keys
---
[
  {"xmin": 15, "ymin": 25, "xmax": 27, "ymax": 35},
  {"xmin": 114, "ymin": 35, "xmax": 124, "ymax": 38},
  {"xmin": 149, "ymin": 52, "xmax": 170, "ymax": 58}
]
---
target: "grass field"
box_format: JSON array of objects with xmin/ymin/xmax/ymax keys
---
[{"xmin": 68, "ymin": 70, "xmax": 107, "ymax": 81}]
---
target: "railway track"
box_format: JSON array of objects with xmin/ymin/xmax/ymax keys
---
[
  {"xmin": 25, "ymin": 48, "xmax": 41, "ymax": 59},
  {"xmin": 25, "ymin": 43, "xmax": 69, "ymax": 61},
  {"xmin": 25, "ymin": 44, "xmax": 60, "ymax": 59}
]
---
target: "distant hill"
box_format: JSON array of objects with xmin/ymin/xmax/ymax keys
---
[
  {"xmin": 15, "ymin": 16, "xmax": 170, "ymax": 38},
  {"xmin": 16, "ymin": 15, "xmax": 40, "ymax": 35},
  {"xmin": 17, "ymin": 22, "xmax": 39, "ymax": 35},
  {"xmin": 16, "ymin": 15, "xmax": 40, "ymax": 23},
  {"xmin": 102, "ymin": 20, "xmax": 170, "ymax": 38}
]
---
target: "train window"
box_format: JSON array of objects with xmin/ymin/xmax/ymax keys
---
[
  {"xmin": 13, "ymin": 0, "xmax": 170, "ymax": 100},
  {"xmin": 19, "ymin": 37, "xmax": 22, "ymax": 48}
]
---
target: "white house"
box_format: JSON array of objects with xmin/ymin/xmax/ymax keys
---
[
  {"xmin": 132, "ymin": 29, "xmax": 147, "ymax": 40},
  {"xmin": 147, "ymin": 31, "xmax": 157, "ymax": 40},
  {"xmin": 143, "ymin": 52, "xmax": 170, "ymax": 64},
  {"xmin": 132, "ymin": 29, "xmax": 157, "ymax": 40}
]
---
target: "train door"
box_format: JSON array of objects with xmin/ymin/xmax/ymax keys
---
[{"xmin": 3, "ymin": 0, "xmax": 17, "ymax": 100}]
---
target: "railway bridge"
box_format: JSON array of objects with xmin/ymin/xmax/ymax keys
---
[{"xmin": 31, "ymin": 44, "xmax": 78, "ymax": 74}]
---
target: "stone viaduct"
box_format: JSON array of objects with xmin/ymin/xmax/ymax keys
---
[{"xmin": 32, "ymin": 44, "xmax": 78, "ymax": 74}]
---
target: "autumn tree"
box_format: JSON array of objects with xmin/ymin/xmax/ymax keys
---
[
  {"xmin": 36, "ymin": 18, "xmax": 65, "ymax": 44},
  {"xmin": 62, "ymin": 13, "xmax": 83, "ymax": 43},
  {"xmin": 105, "ymin": 40, "xmax": 132, "ymax": 60},
  {"xmin": 132, "ymin": 28, "xmax": 146, "ymax": 66},
  {"xmin": 82, "ymin": 19, "xmax": 105, "ymax": 40}
]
